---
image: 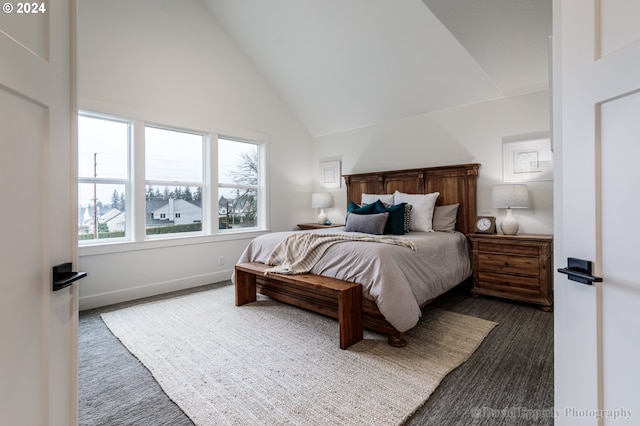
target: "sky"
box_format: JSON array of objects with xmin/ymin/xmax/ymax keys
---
[{"xmin": 77, "ymin": 114, "xmax": 257, "ymax": 209}]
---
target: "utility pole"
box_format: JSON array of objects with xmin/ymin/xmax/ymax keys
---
[
  {"xmin": 225, "ymin": 198, "xmax": 229, "ymax": 229},
  {"xmin": 93, "ymin": 152, "xmax": 97, "ymax": 239}
]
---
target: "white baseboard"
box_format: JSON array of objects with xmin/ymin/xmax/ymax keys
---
[{"xmin": 79, "ymin": 270, "xmax": 233, "ymax": 311}]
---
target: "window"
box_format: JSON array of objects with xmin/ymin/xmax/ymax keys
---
[
  {"xmin": 218, "ymin": 138, "xmax": 260, "ymax": 231},
  {"xmin": 145, "ymin": 126, "xmax": 204, "ymax": 236},
  {"xmin": 78, "ymin": 111, "xmax": 267, "ymax": 246},
  {"xmin": 78, "ymin": 113, "xmax": 130, "ymax": 241}
]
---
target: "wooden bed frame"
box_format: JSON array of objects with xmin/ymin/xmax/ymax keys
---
[{"xmin": 236, "ymin": 163, "xmax": 480, "ymax": 348}]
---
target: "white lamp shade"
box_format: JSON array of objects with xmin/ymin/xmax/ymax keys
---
[
  {"xmin": 491, "ymin": 184, "xmax": 529, "ymax": 209},
  {"xmin": 311, "ymin": 192, "xmax": 333, "ymax": 209}
]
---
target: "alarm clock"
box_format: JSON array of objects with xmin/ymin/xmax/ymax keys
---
[{"xmin": 474, "ymin": 216, "xmax": 496, "ymax": 234}]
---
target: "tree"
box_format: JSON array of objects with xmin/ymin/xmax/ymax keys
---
[
  {"xmin": 230, "ymin": 150, "xmax": 258, "ymax": 186},
  {"xmin": 184, "ymin": 186, "xmax": 193, "ymax": 201},
  {"xmin": 111, "ymin": 189, "xmax": 125, "ymax": 210},
  {"xmin": 230, "ymin": 149, "xmax": 258, "ymax": 225},
  {"xmin": 173, "ymin": 187, "xmax": 184, "ymax": 200},
  {"xmin": 146, "ymin": 185, "xmax": 155, "ymax": 201},
  {"xmin": 111, "ymin": 189, "xmax": 119, "ymax": 208}
]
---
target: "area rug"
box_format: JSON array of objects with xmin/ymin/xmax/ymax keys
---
[{"xmin": 101, "ymin": 285, "xmax": 497, "ymax": 426}]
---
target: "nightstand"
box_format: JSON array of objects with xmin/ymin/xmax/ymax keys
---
[
  {"xmin": 468, "ymin": 234, "xmax": 553, "ymax": 311},
  {"xmin": 297, "ymin": 223, "xmax": 343, "ymax": 230}
]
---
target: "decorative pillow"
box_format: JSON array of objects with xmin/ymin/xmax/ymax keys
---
[
  {"xmin": 344, "ymin": 212, "xmax": 389, "ymax": 235},
  {"xmin": 347, "ymin": 200, "xmax": 377, "ymax": 215},
  {"xmin": 393, "ymin": 191, "xmax": 440, "ymax": 232},
  {"xmin": 432, "ymin": 203, "xmax": 460, "ymax": 232},
  {"xmin": 346, "ymin": 200, "xmax": 379, "ymax": 225},
  {"xmin": 401, "ymin": 203, "xmax": 413, "ymax": 233},
  {"xmin": 361, "ymin": 193, "xmax": 394, "ymax": 206},
  {"xmin": 373, "ymin": 201, "xmax": 410, "ymax": 235}
]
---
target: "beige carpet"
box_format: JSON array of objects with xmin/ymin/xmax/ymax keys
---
[{"xmin": 101, "ymin": 285, "xmax": 497, "ymax": 426}]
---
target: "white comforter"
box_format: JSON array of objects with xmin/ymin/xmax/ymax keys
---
[{"xmin": 234, "ymin": 227, "xmax": 472, "ymax": 333}]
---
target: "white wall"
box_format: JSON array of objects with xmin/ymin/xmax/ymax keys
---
[
  {"xmin": 77, "ymin": 0, "xmax": 316, "ymax": 310},
  {"xmin": 314, "ymin": 91, "xmax": 553, "ymax": 235},
  {"xmin": 77, "ymin": 0, "xmax": 552, "ymax": 310}
]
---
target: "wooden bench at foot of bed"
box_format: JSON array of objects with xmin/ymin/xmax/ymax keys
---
[{"xmin": 235, "ymin": 262, "xmax": 363, "ymax": 350}]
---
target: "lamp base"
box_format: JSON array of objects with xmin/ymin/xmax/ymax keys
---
[
  {"xmin": 317, "ymin": 209, "xmax": 327, "ymax": 225},
  {"xmin": 500, "ymin": 208, "xmax": 520, "ymax": 235}
]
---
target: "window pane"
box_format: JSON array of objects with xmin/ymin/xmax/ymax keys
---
[
  {"xmin": 78, "ymin": 183, "xmax": 126, "ymax": 241},
  {"xmin": 218, "ymin": 138, "xmax": 258, "ymax": 184},
  {"xmin": 146, "ymin": 185, "xmax": 202, "ymax": 235},
  {"xmin": 218, "ymin": 187, "xmax": 257, "ymax": 230},
  {"xmin": 78, "ymin": 115, "xmax": 128, "ymax": 179},
  {"xmin": 146, "ymin": 127, "xmax": 203, "ymax": 182}
]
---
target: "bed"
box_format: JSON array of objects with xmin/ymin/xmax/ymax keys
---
[{"xmin": 234, "ymin": 163, "xmax": 480, "ymax": 347}]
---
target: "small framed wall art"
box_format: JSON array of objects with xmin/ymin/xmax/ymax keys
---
[
  {"xmin": 320, "ymin": 160, "xmax": 341, "ymax": 189},
  {"xmin": 503, "ymin": 137, "xmax": 553, "ymax": 182}
]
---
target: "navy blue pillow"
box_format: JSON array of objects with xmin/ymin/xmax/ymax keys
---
[
  {"xmin": 348, "ymin": 200, "xmax": 377, "ymax": 214},
  {"xmin": 346, "ymin": 201, "xmax": 378, "ymax": 224},
  {"xmin": 372, "ymin": 201, "xmax": 407, "ymax": 235}
]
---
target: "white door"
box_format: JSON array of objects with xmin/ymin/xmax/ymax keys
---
[
  {"xmin": 554, "ymin": 0, "xmax": 640, "ymax": 424},
  {"xmin": 0, "ymin": 2, "xmax": 77, "ymax": 425}
]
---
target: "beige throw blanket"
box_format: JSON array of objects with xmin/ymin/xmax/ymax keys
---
[{"xmin": 266, "ymin": 232, "xmax": 417, "ymax": 275}]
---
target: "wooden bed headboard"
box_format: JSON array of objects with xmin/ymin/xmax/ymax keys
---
[{"xmin": 343, "ymin": 163, "xmax": 480, "ymax": 235}]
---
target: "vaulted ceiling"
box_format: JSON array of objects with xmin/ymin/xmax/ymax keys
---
[{"xmin": 202, "ymin": 0, "xmax": 552, "ymax": 137}]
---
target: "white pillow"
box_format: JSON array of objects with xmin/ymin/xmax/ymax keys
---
[
  {"xmin": 361, "ymin": 193, "xmax": 394, "ymax": 205},
  {"xmin": 393, "ymin": 191, "xmax": 440, "ymax": 232}
]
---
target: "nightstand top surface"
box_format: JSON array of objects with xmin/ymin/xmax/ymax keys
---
[{"xmin": 297, "ymin": 223, "xmax": 343, "ymax": 230}]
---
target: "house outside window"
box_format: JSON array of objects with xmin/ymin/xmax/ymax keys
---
[{"xmin": 145, "ymin": 126, "xmax": 204, "ymax": 237}]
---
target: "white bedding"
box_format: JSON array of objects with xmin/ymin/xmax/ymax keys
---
[{"xmin": 235, "ymin": 227, "xmax": 472, "ymax": 333}]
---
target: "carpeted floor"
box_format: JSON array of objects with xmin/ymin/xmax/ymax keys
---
[{"xmin": 79, "ymin": 281, "xmax": 554, "ymax": 425}]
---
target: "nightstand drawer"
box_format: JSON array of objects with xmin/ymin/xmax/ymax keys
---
[
  {"xmin": 476, "ymin": 241, "xmax": 540, "ymax": 257},
  {"xmin": 477, "ymin": 271, "xmax": 542, "ymax": 296},
  {"xmin": 477, "ymin": 253, "xmax": 538, "ymax": 276}
]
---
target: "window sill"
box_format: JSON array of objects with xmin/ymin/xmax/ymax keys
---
[{"xmin": 78, "ymin": 229, "xmax": 270, "ymax": 257}]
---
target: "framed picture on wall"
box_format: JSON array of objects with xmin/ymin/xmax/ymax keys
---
[
  {"xmin": 503, "ymin": 137, "xmax": 553, "ymax": 182},
  {"xmin": 320, "ymin": 160, "xmax": 341, "ymax": 189}
]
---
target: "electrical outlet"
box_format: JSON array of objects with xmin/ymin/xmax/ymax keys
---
[{"xmin": 218, "ymin": 256, "xmax": 225, "ymax": 266}]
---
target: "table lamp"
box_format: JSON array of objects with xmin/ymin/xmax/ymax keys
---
[
  {"xmin": 311, "ymin": 192, "xmax": 333, "ymax": 224},
  {"xmin": 491, "ymin": 184, "xmax": 529, "ymax": 235}
]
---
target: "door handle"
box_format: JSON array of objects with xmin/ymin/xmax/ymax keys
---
[
  {"xmin": 52, "ymin": 262, "xmax": 87, "ymax": 291},
  {"xmin": 558, "ymin": 257, "xmax": 602, "ymax": 285}
]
